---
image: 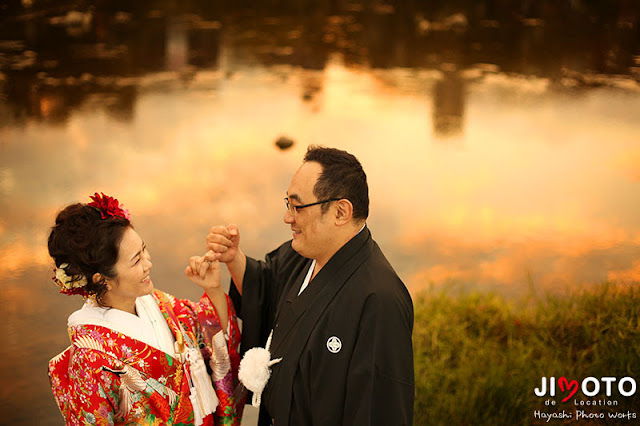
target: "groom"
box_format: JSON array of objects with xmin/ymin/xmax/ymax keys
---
[{"xmin": 206, "ymin": 145, "xmax": 414, "ymax": 425}]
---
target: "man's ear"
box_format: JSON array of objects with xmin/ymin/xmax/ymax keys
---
[{"xmin": 334, "ymin": 199, "xmax": 354, "ymax": 225}]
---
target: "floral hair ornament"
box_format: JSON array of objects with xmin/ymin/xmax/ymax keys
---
[
  {"xmin": 88, "ymin": 192, "xmax": 130, "ymax": 220},
  {"xmin": 52, "ymin": 263, "xmax": 90, "ymax": 296}
]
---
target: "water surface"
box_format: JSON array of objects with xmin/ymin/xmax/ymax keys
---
[{"xmin": 1, "ymin": 1, "xmax": 639, "ymax": 423}]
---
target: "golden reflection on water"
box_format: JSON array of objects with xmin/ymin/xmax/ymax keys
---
[
  {"xmin": 0, "ymin": 58, "xmax": 639, "ymax": 426},
  {"xmin": 1, "ymin": 60, "xmax": 640, "ymax": 299}
]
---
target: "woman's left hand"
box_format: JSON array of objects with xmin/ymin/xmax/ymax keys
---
[{"xmin": 185, "ymin": 250, "xmax": 221, "ymax": 290}]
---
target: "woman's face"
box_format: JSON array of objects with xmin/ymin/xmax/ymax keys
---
[{"xmin": 105, "ymin": 227, "xmax": 154, "ymax": 305}]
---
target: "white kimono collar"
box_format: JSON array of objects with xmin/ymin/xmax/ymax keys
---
[{"xmin": 67, "ymin": 294, "xmax": 175, "ymax": 355}]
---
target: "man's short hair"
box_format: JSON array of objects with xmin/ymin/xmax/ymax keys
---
[{"xmin": 304, "ymin": 145, "xmax": 369, "ymax": 221}]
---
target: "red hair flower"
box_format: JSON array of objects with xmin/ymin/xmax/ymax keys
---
[{"xmin": 88, "ymin": 192, "xmax": 130, "ymax": 220}]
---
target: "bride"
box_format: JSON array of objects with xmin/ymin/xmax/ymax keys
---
[{"xmin": 47, "ymin": 193, "xmax": 245, "ymax": 425}]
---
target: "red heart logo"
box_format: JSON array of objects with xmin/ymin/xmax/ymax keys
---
[{"xmin": 558, "ymin": 377, "xmax": 578, "ymax": 402}]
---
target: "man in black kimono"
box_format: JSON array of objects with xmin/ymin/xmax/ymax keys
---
[{"xmin": 206, "ymin": 146, "xmax": 414, "ymax": 425}]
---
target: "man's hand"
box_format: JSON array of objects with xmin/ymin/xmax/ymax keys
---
[
  {"xmin": 206, "ymin": 224, "xmax": 240, "ymax": 264},
  {"xmin": 206, "ymin": 224, "xmax": 247, "ymax": 294}
]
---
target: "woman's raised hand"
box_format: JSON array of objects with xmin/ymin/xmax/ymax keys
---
[{"xmin": 185, "ymin": 250, "xmax": 221, "ymax": 290}]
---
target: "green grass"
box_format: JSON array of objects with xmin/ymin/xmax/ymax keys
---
[{"xmin": 413, "ymin": 283, "xmax": 640, "ymax": 425}]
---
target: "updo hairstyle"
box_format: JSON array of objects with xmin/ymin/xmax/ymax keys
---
[{"xmin": 47, "ymin": 203, "xmax": 131, "ymax": 304}]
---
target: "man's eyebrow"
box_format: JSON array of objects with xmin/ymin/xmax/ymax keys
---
[{"xmin": 287, "ymin": 193, "xmax": 302, "ymax": 203}]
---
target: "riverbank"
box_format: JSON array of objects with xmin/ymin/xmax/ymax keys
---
[{"xmin": 413, "ymin": 283, "xmax": 640, "ymax": 424}]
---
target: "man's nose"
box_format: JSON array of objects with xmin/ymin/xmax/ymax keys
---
[{"xmin": 284, "ymin": 208, "xmax": 295, "ymax": 224}]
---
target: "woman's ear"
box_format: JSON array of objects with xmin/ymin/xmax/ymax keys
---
[
  {"xmin": 93, "ymin": 273, "xmax": 111, "ymax": 290},
  {"xmin": 334, "ymin": 199, "xmax": 354, "ymax": 225},
  {"xmin": 92, "ymin": 273, "xmax": 102, "ymax": 285}
]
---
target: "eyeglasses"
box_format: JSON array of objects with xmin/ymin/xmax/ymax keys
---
[{"xmin": 284, "ymin": 197, "xmax": 340, "ymax": 215}]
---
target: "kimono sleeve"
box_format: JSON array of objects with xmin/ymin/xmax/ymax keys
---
[
  {"xmin": 343, "ymin": 289, "xmax": 415, "ymax": 426},
  {"xmin": 229, "ymin": 242, "xmax": 298, "ymax": 353},
  {"xmin": 164, "ymin": 290, "xmax": 244, "ymax": 424},
  {"xmin": 174, "ymin": 292, "xmax": 241, "ymax": 362},
  {"xmin": 51, "ymin": 348, "xmax": 121, "ymax": 425}
]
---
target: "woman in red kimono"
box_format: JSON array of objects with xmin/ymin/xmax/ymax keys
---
[{"xmin": 47, "ymin": 193, "xmax": 245, "ymax": 425}]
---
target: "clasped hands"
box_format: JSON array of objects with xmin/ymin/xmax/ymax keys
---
[{"xmin": 184, "ymin": 224, "xmax": 240, "ymax": 290}]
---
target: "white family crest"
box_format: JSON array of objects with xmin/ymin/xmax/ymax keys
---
[{"xmin": 326, "ymin": 336, "xmax": 342, "ymax": 354}]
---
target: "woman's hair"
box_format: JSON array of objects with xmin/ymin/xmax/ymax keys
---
[{"xmin": 47, "ymin": 203, "xmax": 131, "ymax": 304}]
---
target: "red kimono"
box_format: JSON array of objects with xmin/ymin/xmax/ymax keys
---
[{"xmin": 48, "ymin": 290, "xmax": 246, "ymax": 425}]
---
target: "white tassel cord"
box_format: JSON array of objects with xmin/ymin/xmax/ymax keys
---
[
  {"xmin": 238, "ymin": 330, "xmax": 282, "ymax": 407},
  {"xmin": 174, "ymin": 328, "xmax": 219, "ymax": 426},
  {"xmin": 185, "ymin": 348, "xmax": 219, "ymax": 420},
  {"xmin": 186, "ymin": 366, "xmax": 205, "ymax": 426}
]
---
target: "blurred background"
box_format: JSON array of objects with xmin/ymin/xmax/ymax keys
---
[{"xmin": 0, "ymin": 0, "xmax": 638, "ymax": 424}]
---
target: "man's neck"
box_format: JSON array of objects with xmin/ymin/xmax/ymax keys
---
[{"xmin": 312, "ymin": 222, "xmax": 365, "ymax": 277}]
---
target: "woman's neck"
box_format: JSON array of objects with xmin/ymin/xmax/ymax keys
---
[{"xmin": 101, "ymin": 295, "xmax": 137, "ymax": 315}]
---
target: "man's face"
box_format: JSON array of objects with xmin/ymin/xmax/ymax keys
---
[{"xmin": 284, "ymin": 161, "xmax": 334, "ymax": 260}]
